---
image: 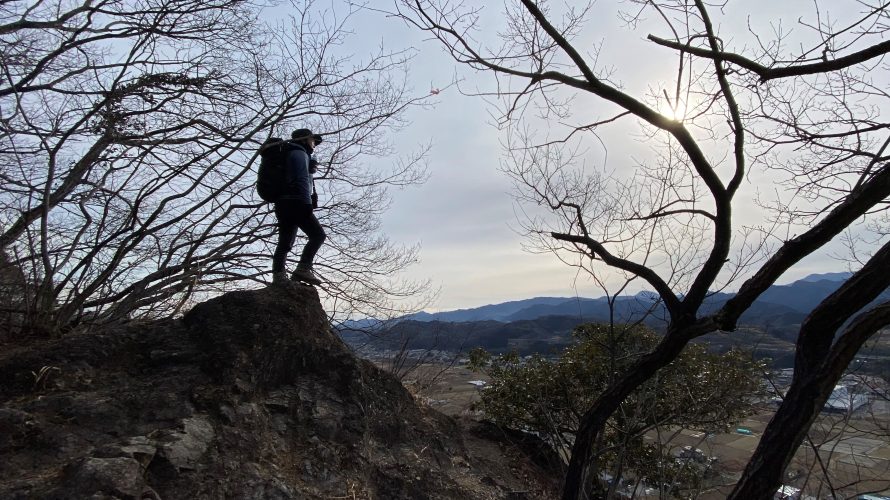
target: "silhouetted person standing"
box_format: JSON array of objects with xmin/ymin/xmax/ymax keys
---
[{"xmin": 272, "ymin": 128, "xmax": 325, "ymax": 285}]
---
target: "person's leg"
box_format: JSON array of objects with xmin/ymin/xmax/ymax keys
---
[
  {"xmin": 289, "ymin": 204, "xmax": 326, "ymax": 284},
  {"xmin": 294, "ymin": 205, "xmax": 326, "ymax": 267},
  {"xmin": 272, "ymin": 202, "xmax": 299, "ymax": 273}
]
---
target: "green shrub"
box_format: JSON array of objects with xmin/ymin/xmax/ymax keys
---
[{"xmin": 469, "ymin": 323, "xmax": 765, "ymax": 493}]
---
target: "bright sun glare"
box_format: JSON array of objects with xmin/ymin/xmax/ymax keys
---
[{"xmin": 660, "ymin": 100, "xmax": 688, "ymax": 122}]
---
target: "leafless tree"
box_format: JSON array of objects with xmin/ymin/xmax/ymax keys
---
[
  {"xmin": 394, "ymin": 0, "xmax": 890, "ymax": 498},
  {"xmin": 0, "ymin": 0, "xmax": 430, "ymax": 339}
]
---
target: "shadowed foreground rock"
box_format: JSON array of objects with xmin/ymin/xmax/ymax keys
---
[{"xmin": 0, "ymin": 285, "xmax": 560, "ymax": 499}]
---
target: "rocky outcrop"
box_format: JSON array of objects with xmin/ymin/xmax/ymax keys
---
[{"xmin": 0, "ymin": 284, "xmax": 560, "ymax": 499}]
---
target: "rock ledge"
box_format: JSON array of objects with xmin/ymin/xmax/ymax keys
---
[{"xmin": 0, "ymin": 285, "xmax": 559, "ymax": 499}]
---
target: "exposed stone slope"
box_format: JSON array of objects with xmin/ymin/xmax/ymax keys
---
[{"xmin": 0, "ymin": 284, "xmax": 559, "ymax": 499}]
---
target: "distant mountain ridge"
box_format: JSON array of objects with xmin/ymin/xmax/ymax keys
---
[
  {"xmin": 407, "ymin": 272, "xmax": 862, "ymax": 326},
  {"xmin": 407, "ymin": 296, "xmax": 571, "ymax": 322},
  {"xmin": 797, "ymin": 272, "xmax": 852, "ymax": 283},
  {"xmin": 340, "ymin": 272, "xmax": 887, "ymax": 361}
]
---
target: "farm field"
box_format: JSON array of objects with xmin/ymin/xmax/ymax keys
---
[{"xmin": 390, "ymin": 361, "xmax": 890, "ymax": 499}]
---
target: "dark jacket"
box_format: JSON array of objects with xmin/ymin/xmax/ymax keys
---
[{"xmin": 279, "ymin": 142, "xmax": 313, "ymax": 204}]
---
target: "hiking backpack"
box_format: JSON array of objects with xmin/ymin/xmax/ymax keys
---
[{"xmin": 256, "ymin": 137, "xmax": 293, "ymax": 203}]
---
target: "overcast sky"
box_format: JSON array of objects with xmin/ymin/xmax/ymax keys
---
[{"xmin": 328, "ymin": 1, "xmax": 856, "ymax": 312}]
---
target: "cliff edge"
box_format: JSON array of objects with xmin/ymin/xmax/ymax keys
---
[{"xmin": 0, "ymin": 285, "xmax": 559, "ymax": 499}]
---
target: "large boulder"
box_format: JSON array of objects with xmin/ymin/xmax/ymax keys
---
[{"xmin": 0, "ymin": 284, "xmax": 560, "ymax": 499}]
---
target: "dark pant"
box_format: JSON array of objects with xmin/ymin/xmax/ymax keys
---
[{"xmin": 272, "ymin": 200, "xmax": 326, "ymax": 273}]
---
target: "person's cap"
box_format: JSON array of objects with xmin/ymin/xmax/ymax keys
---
[{"xmin": 291, "ymin": 128, "xmax": 323, "ymax": 143}]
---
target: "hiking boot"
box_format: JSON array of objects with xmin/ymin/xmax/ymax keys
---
[
  {"xmin": 272, "ymin": 271, "xmax": 289, "ymax": 285},
  {"xmin": 291, "ymin": 266, "xmax": 322, "ymax": 285}
]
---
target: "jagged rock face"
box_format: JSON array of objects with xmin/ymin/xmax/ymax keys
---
[{"xmin": 0, "ymin": 285, "xmax": 560, "ymax": 499}]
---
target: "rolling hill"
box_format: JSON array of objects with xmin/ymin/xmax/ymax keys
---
[{"xmin": 340, "ymin": 273, "xmax": 890, "ymax": 367}]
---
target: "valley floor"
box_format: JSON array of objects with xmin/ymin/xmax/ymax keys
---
[{"xmin": 380, "ymin": 360, "xmax": 890, "ymax": 499}]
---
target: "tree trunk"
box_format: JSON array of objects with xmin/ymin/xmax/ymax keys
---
[{"xmin": 728, "ymin": 374, "xmax": 834, "ymax": 499}]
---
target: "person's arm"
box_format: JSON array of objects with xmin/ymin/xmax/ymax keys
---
[{"xmin": 284, "ymin": 148, "xmax": 309, "ymax": 190}]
